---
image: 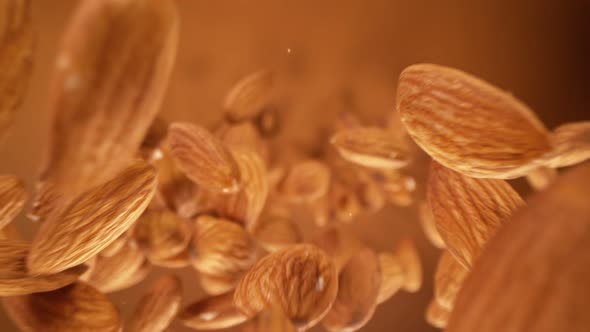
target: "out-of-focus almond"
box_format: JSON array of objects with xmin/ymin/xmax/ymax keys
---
[
  {"xmin": 38, "ymin": 0, "xmax": 178, "ymax": 202},
  {"xmin": 132, "ymin": 210, "xmax": 192, "ymax": 262},
  {"xmin": 28, "ymin": 161, "xmax": 156, "ymax": 275},
  {"xmin": 330, "ymin": 183, "xmax": 361, "ymax": 223},
  {"xmin": 322, "ymin": 248, "xmax": 381, "ymax": 332},
  {"xmin": 233, "ymin": 244, "xmax": 338, "ymax": 330},
  {"xmin": 0, "ymin": 175, "xmax": 27, "ymax": 229},
  {"xmin": 253, "ymin": 211, "xmax": 302, "ymax": 253},
  {"xmin": 0, "ymin": 0, "xmax": 33, "ymax": 139},
  {"xmin": 3, "ymin": 282, "xmax": 121, "ymax": 332},
  {"xmin": 312, "ymin": 227, "xmax": 362, "ymax": 272},
  {"xmin": 99, "ymin": 233, "xmax": 127, "ymax": 258},
  {"xmin": 377, "ymin": 239, "xmax": 423, "ymax": 303},
  {"xmin": 331, "ymin": 127, "xmax": 410, "ymax": 170},
  {"xmin": 545, "ymin": 121, "xmax": 590, "ymax": 168},
  {"xmin": 428, "ymin": 161, "xmax": 524, "ymax": 269},
  {"xmin": 179, "ymin": 291, "xmax": 248, "ymax": 330},
  {"xmin": 254, "ymin": 106, "xmax": 281, "ymax": 138},
  {"xmin": 419, "ymin": 201, "xmax": 445, "ymax": 249},
  {"xmin": 217, "ymin": 121, "xmax": 270, "ymax": 165},
  {"xmin": 374, "ymin": 169, "xmax": 415, "ymax": 207},
  {"xmin": 279, "ymin": 159, "xmax": 331, "ymax": 203},
  {"xmin": 426, "ymin": 299, "xmax": 451, "ymax": 329},
  {"xmin": 525, "ymin": 166, "xmax": 557, "ymax": 191},
  {"xmin": 168, "ymin": 122, "xmax": 241, "ymax": 193},
  {"xmin": 223, "ymin": 70, "xmax": 274, "ymax": 122},
  {"xmin": 434, "ymin": 251, "xmax": 468, "ymax": 310},
  {"xmin": 242, "ymin": 306, "xmax": 296, "ymax": 332},
  {"xmin": 397, "ymin": 63, "xmax": 550, "ymax": 179},
  {"xmin": 150, "ymin": 248, "xmax": 191, "ymax": 269},
  {"xmin": 199, "ymin": 271, "xmax": 237, "ymax": 296},
  {"xmin": 128, "ymin": 274, "xmax": 182, "ymax": 332}
]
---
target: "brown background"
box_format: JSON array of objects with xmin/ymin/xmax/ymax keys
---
[{"xmin": 1, "ymin": 0, "xmax": 588, "ymax": 331}]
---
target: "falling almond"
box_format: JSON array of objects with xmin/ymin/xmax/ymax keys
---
[
  {"xmin": 132, "ymin": 209, "xmax": 192, "ymax": 262},
  {"xmin": 434, "ymin": 251, "xmax": 468, "ymax": 310},
  {"xmin": 127, "ymin": 274, "xmax": 182, "ymax": 332},
  {"xmin": 179, "ymin": 291, "xmax": 248, "ymax": 330},
  {"xmin": 223, "ymin": 70, "xmax": 275, "ymax": 122},
  {"xmin": 242, "ymin": 306, "xmax": 296, "ymax": 332},
  {"xmin": 253, "ymin": 210, "xmax": 302, "ymax": 253},
  {"xmin": 279, "ymin": 159, "xmax": 331, "ymax": 203}
]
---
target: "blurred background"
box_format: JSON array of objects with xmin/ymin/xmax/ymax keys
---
[{"xmin": 0, "ymin": 0, "xmax": 588, "ymax": 331}]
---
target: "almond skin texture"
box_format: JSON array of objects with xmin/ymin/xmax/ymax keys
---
[
  {"xmin": 28, "ymin": 161, "xmax": 157, "ymax": 275},
  {"xmin": 376, "ymin": 252, "xmax": 404, "ymax": 304},
  {"xmin": 234, "ymin": 244, "xmax": 338, "ymax": 331},
  {"xmin": 447, "ymin": 162, "xmax": 590, "ymax": 332},
  {"xmin": 223, "ymin": 70, "xmax": 275, "ymax": 122},
  {"xmin": 39, "ymin": 0, "xmax": 178, "ymax": 202},
  {"xmin": 3, "ymin": 282, "xmax": 121, "ymax": 332},
  {"xmin": 0, "ymin": 175, "xmax": 27, "ymax": 229},
  {"xmin": 428, "ymin": 161, "xmax": 524, "ymax": 269},
  {"xmin": 132, "ymin": 209, "xmax": 192, "ymax": 261},
  {"xmin": 0, "ymin": 0, "xmax": 33, "ymax": 139},
  {"xmin": 179, "ymin": 291, "xmax": 248, "ymax": 330},
  {"xmin": 397, "ymin": 63, "xmax": 551, "ymax": 179},
  {"xmin": 434, "ymin": 251, "xmax": 468, "ymax": 310},
  {"xmin": 128, "ymin": 274, "xmax": 182, "ymax": 332},
  {"xmin": 168, "ymin": 122, "xmax": 241, "ymax": 193}
]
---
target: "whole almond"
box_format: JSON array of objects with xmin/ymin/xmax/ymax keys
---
[
  {"xmin": 233, "ymin": 244, "xmax": 338, "ymax": 331},
  {"xmin": 428, "ymin": 161, "xmax": 524, "ymax": 269},
  {"xmin": 3, "ymin": 282, "xmax": 121, "ymax": 332},
  {"xmin": 150, "ymin": 248, "xmax": 191, "ymax": 269},
  {"xmin": 279, "ymin": 160, "xmax": 331, "ymax": 203},
  {"xmin": 132, "ymin": 210, "xmax": 192, "ymax": 261},
  {"xmin": 394, "ymin": 239, "xmax": 423, "ymax": 292},
  {"xmin": 322, "ymin": 248, "xmax": 381, "ymax": 332},
  {"xmin": 179, "ymin": 291, "xmax": 248, "ymax": 330},
  {"xmin": 434, "ymin": 251, "xmax": 468, "ymax": 310},
  {"xmin": 397, "ymin": 63, "xmax": 551, "ymax": 179},
  {"xmin": 0, "ymin": 175, "xmax": 27, "ymax": 229},
  {"xmin": 199, "ymin": 271, "xmax": 238, "ymax": 296},
  {"xmin": 38, "ymin": 0, "xmax": 178, "ymax": 203},
  {"xmin": 216, "ymin": 121, "xmax": 270, "ymax": 165},
  {"xmin": 168, "ymin": 122, "xmax": 241, "ymax": 193},
  {"xmin": 128, "ymin": 274, "xmax": 182, "ymax": 332},
  {"xmin": 545, "ymin": 121, "xmax": 590, "ymax": 168},
  {"xmin": 223, "ymin": 70, "xmax": 274, "ymax": 122},
  {"xmin": 28, "ymin": 161, "xmax": 156, "ymax": 274}
]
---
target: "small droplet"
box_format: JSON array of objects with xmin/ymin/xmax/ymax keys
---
[{"xmin": 315, "ymin": 276, "xmax": 324, "ymax": 292}]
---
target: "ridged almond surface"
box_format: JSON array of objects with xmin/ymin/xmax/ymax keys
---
[
  {"xmin": 179, "ymin": 291, "xmax": 248, "ymax": 330},
  {"xmin": 28, "ymin": 161, "xmax": 156, "ymax": 274},
  {"xmin": 223, "ymin": 70, "xmax": 275, "ymax": 122},
  {"xmin": 279, "ymin": 159, "xmax": 331, "ymax": 203},
  {"xmin": 322, "ymin": 248, "xmax": 381, "ymax": 332},
  {"xmin": 397, "ymin": 63, "xmax": 551, "ymax": 179},
  {"xmin": 234, "ymin": 244, "xmax": 338, "ymax": 331},
  {"xmin": 545, "ymin": 121, "xmax": 590, "ymax": 168},
  {"xmin": 434, "ymin": 251, "xmax": 468, "ymax": 310},
  {"xmin": 128, "ymin": 274, "xmax": 182, "ymax": 332},
  {"xmin": 395, "ymin": 239, "xmax": 423, "ymax": 292},
  {"xmin": 132, "ymin": 210, "xmax": 192, "ymax": 261},
  {"xmin": 0, "ymin": 0, "xmax": 33, "ymax": 139},
  {"xmin": 168, "ymin": 122, "xmax": 241, "ymax": 193},
  {"xmin": 4, "ymin": 282, "xmax": 121, "ymax": 332},
  {"xmin": 0, "ymin": 175, "xmax": 26, "ymax": 229},
  {"xmin": 39, "ymin": 0, "xmax": 178, "ymax": 202},
  {"xmin": 447, "ymin": 162, "xmax": 590, "ymax": 332},
  {"xmin": 428, "ymin": 161, "xmax": 524, "ymax": 269}
]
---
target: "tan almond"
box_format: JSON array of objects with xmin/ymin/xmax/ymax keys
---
[
  {"xmin": 434, "ymin": 251, "xmax": 468, "ymax": 310},
  {"xmin": 322, "ymin": 248, "xmax": 381, "ymax": 332},
  {"xmin": 3, "ymin": 282, "xmax": 121, "ymax": 332},
  {"xmin": 0, "ymin": 0, "xmax": 33, "ymax": 139},
  {"xmin": 242, "ymin": 306, "xmax": 296, "ymax": 332},
  {"xmin": 132, "ymin": 210, "xmax": 192, "ymax": 261},
  {"xmin": 375, "ymin": 169, "xmax": 416, "ymax": 207},
  {"xmin": 279, "ymin": 159, "xmax": 331, "ymax": 203},
  {"xmin": 330, "ymin": 183, "xmax": 361, "ymax": 223},
  {"xmin": 191, "ymin": 215, "xmax": 257, "ymax": 278},
  {"xmin": 376, "ymin": 253, "xmax": 404, "ymax": 304},
  {"xmin": 397, "ymin": 63, "xmax": 551, "ymax": 179},
  {"xmin": 376, "ymin": 239, "xmax": 423, "ymax": 303},
  {"xmin": 446, "ymin": 162, "xmax": 590, "ymax": 332},
  {"xmin": 179, "ymin": 291, "xmax": 248, "ymax": 330},
  {"xmin": 38, "ymin": 0, "xmax": 178, "ymax": 202},
  {"xmin": 253, "ymin": 210, "xmax": 302, "ymax": 253},
  {"xmin": 223, "ymin": 70, "xmax": 275, "ymax": 122},
  {"xmin": 199, "ymin": 271, "xmax": 238, "ymax": 296},
  {"xmin": 233, "ymin": 244, "xmax": 338, "ymax": 331},
  {"xmin": 418, "ymin": 201, "xmax": 445, "ymax": 249},
  {"xmin": 545, "ymin": 121, "xmax": 590, "ymax": 168},
  {"xmin": 428, "ymin": 161, "xmax": 524, "ymax": 269},
  {"xmin": 128, "ymin": 274, "xmax": 182, "ymax": 332},
  {"xmin": 0, "ymin": 175, "xmax": 27, "ymax": 229},
  {"xmin": 331, "ymin": 126, "xmax": 410, "ymax": 169},
  {"xmin": 312, "ymin": 227, "xmax": 363, "ymax": 272},
  {"xmin": 426, "ymin": 299, "xmax": 451, "ymax": 329},
  {"xmin": 356, "ymin": 176, "xmax": 386, "ymax": 213},
  {"xmin": 168, "ymin": 122, "xmax": 241, "ymax": 193},
  {"xmin": 216, "ymin": 121, "xmax": 270, "ymax": 165},
  {"xmin": 28, "ymin": 160, "xmax": 156, "ymax": 275}
]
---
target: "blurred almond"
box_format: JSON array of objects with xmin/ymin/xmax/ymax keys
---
[
  {"xmin": 545, "ymin": 121, "xmax": 590, "ymax": 168},
  {"xmin": 128, "ymin": 274, "xmax": 182, "ymax": 332},
  {"xmin": 418, "ymin": 201, "xmax": 445, "ymax": 249},
  {"xmin": 426, "ymin": 299, "xmax": 451, "ymax": 329},
  {"xmin": 397, "ymin": 63, "xmax": 551, "ymax": 179},
  {"xmin": 38, "ymin": 0, "xmax": 178, "ymax": 203},
  {"xmin": 253, "ymin": 211, "xmax": 302, "ymax": 253},
  {"xmin": 0, "ymin": 175, "xmax": 27, "ymax": 229},
  {"xmin": 199, "ymin": 271, "xmax": 237, "ymax": 296},
  {"xmin": 234, "ymin": 244, "xmax": 338, "ymax": 330},
  {"xmin": 434, "ymin": 251, "xmax": 468, "ymax": 310},
  {"xmin": 376, "ymin": 253, "xmax": 404, "ymax": 304},
  {"xmin": 331, "ymin": 127, "xmax": 410, "ymax": 169},
  {"xmin": 395, "ymin": 239, "xmax": 423, "ymax": 292},
  {"xmin": 28, "ymin": 161, "xmax": 156, "ymax": 275},
  {"xmin": 322, "ymin": 248, "xmax": 381, "ymax": 332},
  {"xmin": 525, "ymin": 166, "xmax": 557, "ymax": 191},
  {"xmin": 132, "ymin": 210, "xmax": 192, "ymax": 261},
  {"xmin": 168, "ymin": 122, "xmax": 241, "ymax": 193},
  {"xmin": 151, "ymin": 248, "xmax": 191, "ymax": 269},
  {"xmin": 223, "ymin": 70, "xmax": 275, "ymax": 122},
  {"xmin": 0, "ymin": 0, "xmax": 33, "ymax": 139},
  {"xmin": 312, "ymin": 227, "xmax": 362, "ymax": 272},
  {"xmin": 279, "ymin": 159, "xmax": 331, "ymax": 203},
  {"xmin": 99, "ymin": 233, "xmax": 127, "ymax": 258},
  {"xmin": 3, "ymin": 282, "xmax": 121, "ymax": 332},
  {"xmin": 254, "ymin": 106, "xmax": 281, "ymax": 138},
  {"xmin": 242, "ymin": 306, "xmax": 296, "ymax": 332},
  {"xmin": 376, "ymin": 169, "xmax": 415, "ymax": 207},
  {"xmin": 180, "ymin": 291, "xmax": 248, "ymax": 330},
  {"xmin": 330, "ymin": 183, "xmax": 361, "ymax": 223},
  {"xmin": 428, "ymin": 161, "xmax": 524, "ymax": 269}
]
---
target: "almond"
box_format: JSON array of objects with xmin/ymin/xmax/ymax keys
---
[
  {"xmin": 139, "ymin": 116, "xmax": 169, "ymax": 161},
  {"xmin": 128, "ymin": 274, "xmax": 182, "ymax": 332},
  {"xmin": 279, "ymin": 159, "xmax": 331, "ymax": 203},
  {"xmin": 150, "ymin": 248, "xmax": 191, "ymax": 269},
  {"xmin": 179, "ymin": 291, "xmax": 248, "ymax": 330},
  {"xmin": 233, "ymin": 244, "xmax": 338, "ymax": 331},
  {"xmin": 397, "ymin": 63, "xmax": 551, "ymax": 179},
  {"xmin": 434, "ymin": 251, "xmax": 468, "ymax": 310},
  {"xmin": 216, "ymin": 121, "xmax": 270, "ymax": 165},
  {"xmin": 199, "ymin": 271, "xmax": 237, "ymax": 296},
  {"xmin": 3, "ymin": 282, "xmax": 121, "ymax": 332},
  {"xmin": 253, "ymin": 209, "xmax": 302, "ymax": 253},
  {"xmin": 242, "ymin": 306, "xmax": 296, "ymax": 332},
  {"xmin": 428, "ymin": 161, "xmax": 524, "ymax": 269},
  {"xmin": 132, "ymin": 210, "xmax": 192, "ymax": 261},
  {"xmin": 28, "ymin": 160, "xmax": 156, "ymax": 275},
  {"xmin": 376, "ymin": 253, "xmax": 404, "ymax": 304},
  {"xmin": 254, "ymin": 106, "xmax": 281, "ymax": 138},
  {"xmin": 223, "ymin": 70, "xmax": 275, "ymax": 122},
  {"xmin": 99, "ymin": 233, "xmax": 127, "ymax": 258},
  {"xmin": 525, "ymin": 166, "xmax": 557, "ymax": 191},
  {"xmin": 418, "ymin": 201, "xmax": 445, "ymax": 249},
  {"xmin": 0, "ymin": 175, "xmax": 27, "ymax": 229}
]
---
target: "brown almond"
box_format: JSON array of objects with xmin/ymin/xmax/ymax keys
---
[
  {"xmin": 150, "ymin": 249, "xmax": 191, "ymax": 269},
  {"xmin": 434, "ymin": 251, "xmax": 468, "ymax": 310},
  {"xmin": 279, "ymin": 159, "xmax": 331, "ymax": 203},
  {"xmin": 242, "ymin": 306, "xmax": 296, "ymax": 332},
  {"xmin": 217, "ymin": 121, "xmax": 270, "ymax": 164},
  {"xmin": 331, "ymin": 127, "xmax": 410, "ymax": 170},
  {"xmin": 376, "ymin": 169, "xmax": 416, "ymax": 207},
  {"xmin": 199, "ymin": 271, "xmax": 237, "ymax": 296},
  {"xmin": 426, "ymin": 299, "xmax": 451, "ymax": 329},
  {"xmin": 397, "ymin": 63, "xmax": 551, "ymax": 179},
  {"xmin": 168, "ymin": 122, "xmax": 241, "ymax": 193},
  {"xmin": 223, "ymin": 70, "xmax": 275, "ymax": 122},
  {"xmin": 418, "ymin": 201, "xmax": 445, "ymax": 249},
  {"xmin": 28, "ymin": 161, "xmax": 156, "ymax": 275},
  {"xmin": 128, "ymin": 274, "xmax": 182, "ymax": 332},
  {"xmin": 0, "ymin": 175, "xmax": 27, "ymax": 229},
  {"xmin": 233, "ymin": 244, "xmax": 338, "ymax": 330},
  {"xmin": 545, "ymin": 121, "xmax": 590, "ymax": 168},
  {"xmin": 179, "ymin": 291, "xmax": 248, "ymax": 330},
  {"xmin": 376, "ymin": 253, "xmax": 404, "ymax": 304},
  {"xmin": 38, "ymin": 0, "xmax": 178, "ymax": 202},
  {"xmin": 428, "ymin": 161, "xmax": 524, "ymax": 269},
  {"xmin": 253, "ymin": 211, "xmax": 302, "ymax": 253},
  {"xmin": 322, "ymin": 248, "xmax": 381, "ymax": 332},
  {"xmin": 3, "ymin": 282, "xmax": 121, "ymax": 332},
  {"xmin": 132, "ymin": 210, "xmax": 192, "ymax": 261},
  {"xmin": 395, "ymin": 239, "xmax": 423, "ymax": 292},
  {"xmin": 0, "ymin": 0, "xmax": 33, "ymax": 139}
]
